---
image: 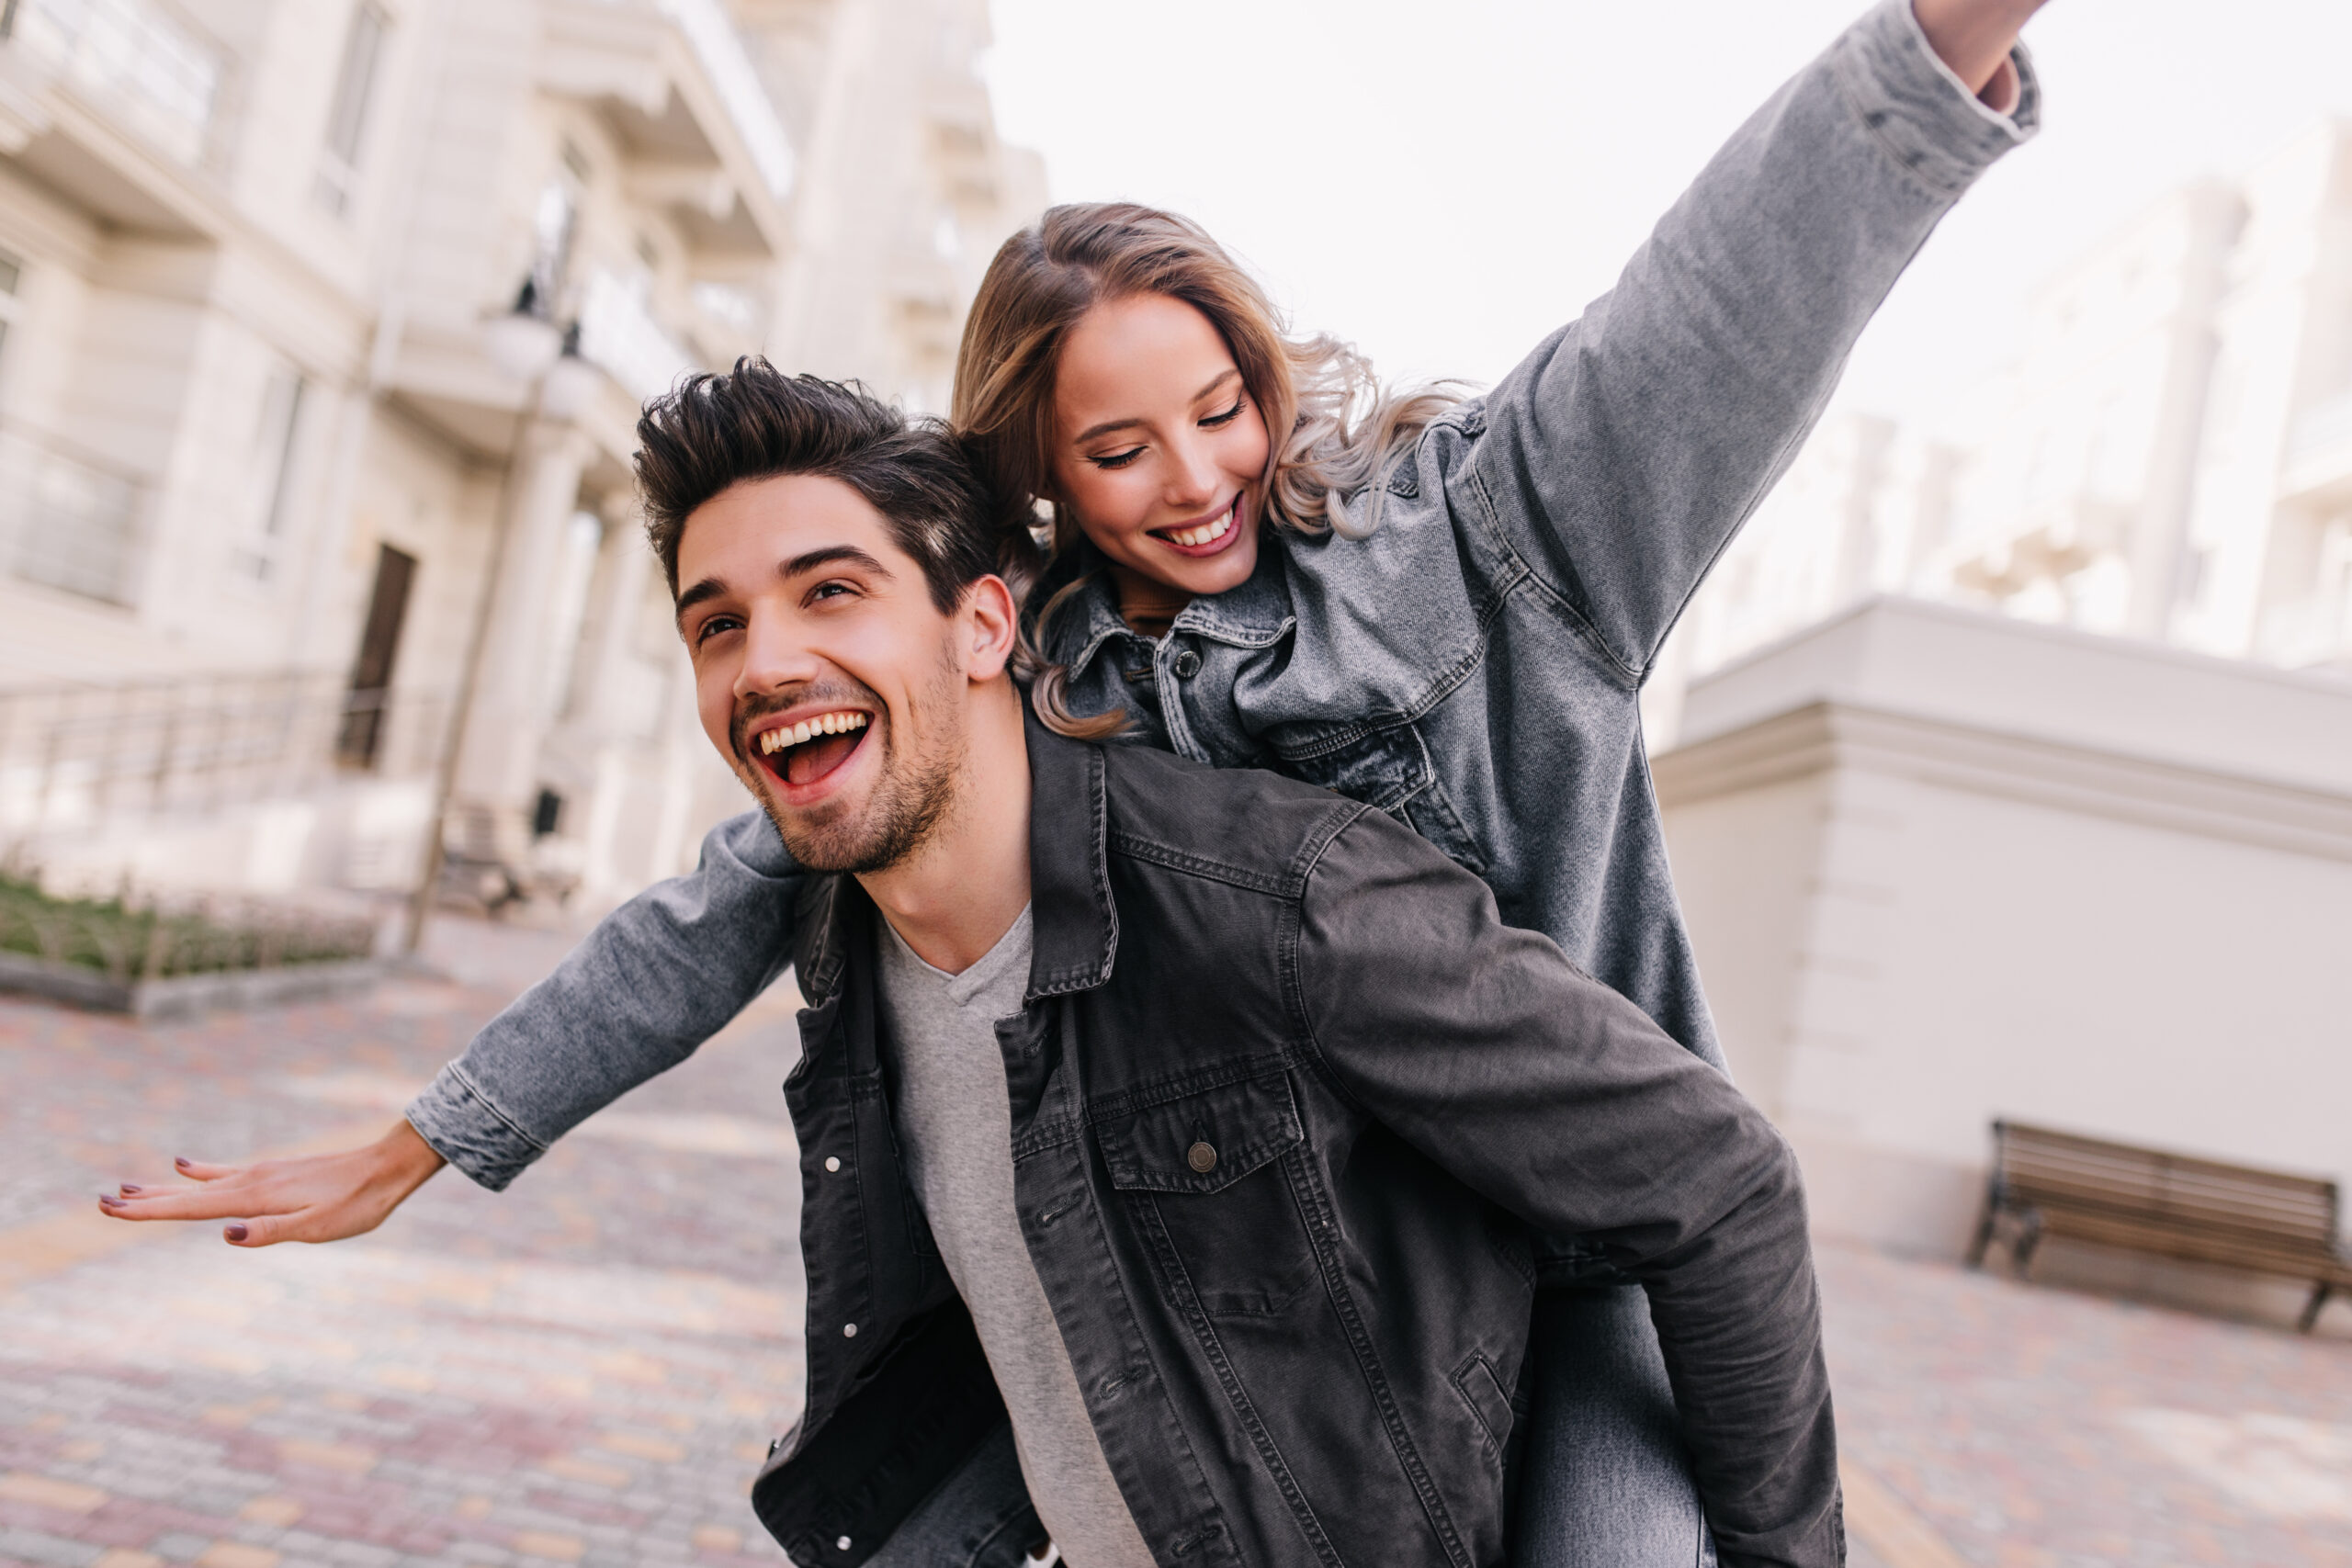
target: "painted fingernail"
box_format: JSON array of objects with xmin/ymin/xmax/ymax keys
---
[
  {"xmin": 224, "ymin": 1224, "xmax": 248, "ymax": 1242},
  {"xmin": 119, "ymin": 1184, "xmax": 141, "ymax": 1195},
  {"xmin": 175, "ymin": 1156, "xmax": 192, "ymax": 1168}
]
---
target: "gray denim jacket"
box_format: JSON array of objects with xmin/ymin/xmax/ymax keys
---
[{"xmin": 407, "ymin": 0, "xmax": 2036, "ymax": 1190}]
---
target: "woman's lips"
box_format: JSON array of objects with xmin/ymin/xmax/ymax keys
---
[{"xmin": 1149, "ymin": 497, "xmax": 1243, "ymax": 558}]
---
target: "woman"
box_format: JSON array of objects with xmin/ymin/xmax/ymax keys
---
[{"xmin": 108, "ymin": 3, "xmax": 2043, "ymax": 1562}]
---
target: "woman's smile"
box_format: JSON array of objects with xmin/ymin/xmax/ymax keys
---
[{"xmin": 1148, "ymin": 494, "xmax": 1246, "ymax": 558}]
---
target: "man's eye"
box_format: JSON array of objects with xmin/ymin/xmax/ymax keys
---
[
  {"xmin": 694, "ymin": 615, "xmax": 741, "ymax": 646},
  {"xmin": 1088, "ymin": 446, "xmax": 1145, "ymax": 470},
  {"xmin": 1200, "ymin": 395, "xmax": 1247, "ymax": 429},
  {"xmin": 809, "ymin": 581, "xmax": 857, "ymax": 603}
]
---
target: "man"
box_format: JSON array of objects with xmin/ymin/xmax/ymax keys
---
[{"xmin": 107, "ymin": 370, "xmax": 1837, "ymax": 1568}]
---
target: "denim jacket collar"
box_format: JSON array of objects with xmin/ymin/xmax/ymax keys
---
[
  {"xmin": 788, "ymin": 704, "xmax": 1118, "ymax": 1007},
  {"xmin": 1023, "ymin": 705, "xmax": 1118, "ymax": 1000},
  {"xmin": 1035, "ymin": 539, "xmax": 1297, "ymax": 684}
]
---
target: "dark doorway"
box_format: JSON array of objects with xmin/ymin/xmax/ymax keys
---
[{"xmin": 337, "ymin": 542, "xmax": 417, "ymax": 768}]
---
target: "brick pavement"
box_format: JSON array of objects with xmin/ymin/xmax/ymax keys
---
[
  {"xmin": 2, "ymin": 917, "xmax": 804, "ymax": 1568},
  {"xmin": 5, "ymin": 916, "xmax": 2350, "ymax": 1567},
  {"xmin": 1824, "ymin": 1244, "xmax": 2352, "ymax": 1568}
]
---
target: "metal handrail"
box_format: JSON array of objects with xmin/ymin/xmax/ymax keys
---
[{"xmin": 0, "ymin": 671, "xmax": 453, "ymax": 837}]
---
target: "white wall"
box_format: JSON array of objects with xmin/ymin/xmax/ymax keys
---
[{"xmin": 1656, "ymin": 598, "xmax": 2352, "ymax": 1282}]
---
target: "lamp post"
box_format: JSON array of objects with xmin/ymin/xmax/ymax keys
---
[{"xmin": 400, "ymin": 284, "xmax": 594, "ymax": 958}]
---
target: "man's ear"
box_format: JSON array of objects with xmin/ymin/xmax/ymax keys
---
[{"xmin": 960, "ymin": 574, "xmax": 1019, "ymax": 682}]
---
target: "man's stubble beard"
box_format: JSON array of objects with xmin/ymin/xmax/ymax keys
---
[{"xmin": 734, "ymin": 652, "xmax": 968, "ymax": 876}]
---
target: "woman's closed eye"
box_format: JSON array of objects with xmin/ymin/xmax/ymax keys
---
[
  {"xmin": 1087, "ymin": 445, "xmax": 1147, "ymax": 470},
  {"xmin": 1200, "ymin": 393, "xmax": 1248, "ymax": 429}
]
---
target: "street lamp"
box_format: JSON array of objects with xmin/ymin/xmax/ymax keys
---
[
  {"xmin": 482, "ymin": 278, "xmax": 563, "ymax": 382},
  {"xmin": 400, "ymin": 283, "xmax": 593, "ymax": 958}
]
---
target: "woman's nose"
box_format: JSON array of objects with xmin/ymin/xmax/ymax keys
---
[{"xmin": 1163, "ymin": 434, "xmax": 1219, "ymax": 507}]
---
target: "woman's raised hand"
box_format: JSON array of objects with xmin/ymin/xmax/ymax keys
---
[
  {"xmin": 1912, "ymin": 0, "xmax": 2050, "ymax": 112},
  {"xmin": 98, "ymin": 1119, "xmax": 447, "ymax": 1247}
]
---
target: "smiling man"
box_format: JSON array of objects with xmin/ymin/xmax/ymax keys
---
[{"xmin": 645, "ymin": 367, "xmax": 1838, "ymax": 1568}]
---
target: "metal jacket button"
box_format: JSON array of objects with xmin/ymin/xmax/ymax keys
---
[
  {"xmin": 1172, "ymin": 648, "xmax": 1202, "ymax": 679},
  {"xmin": 1187, "ymin": 1141, "xmax": 1217, "ymax": 1173}
]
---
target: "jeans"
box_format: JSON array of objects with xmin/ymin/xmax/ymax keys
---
[
  {"xmin": 865, "ymin": 1420, "xmax": 1046, "ymax": 1568},
  {"xmin": 1515, "ymin": 1283, "xmax": 1718, "ymax": 1568},
  {"xmin": 863, "ymin": 1284, "xmax": 1715, "ymax": 1568}
]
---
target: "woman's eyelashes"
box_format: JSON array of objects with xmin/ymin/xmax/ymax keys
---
[{"xmin": 1082, "ymin": 397, "xmax": 1250, "ymax": 470}]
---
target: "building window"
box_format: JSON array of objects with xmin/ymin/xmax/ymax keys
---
[
  {"xmin": 528, "ymin": 143, "xmax": 589, "ymax": 310},
  {"xmin": 232, "ymin": 369, "xmax": 305, "ymax": 582},
  {"xmin": 314, "ymin": 2, "xmax": 390, "ymax": 216},
  {"xmin": 0, "ymin": 247, "xmax": 20, "ymax": 375}
]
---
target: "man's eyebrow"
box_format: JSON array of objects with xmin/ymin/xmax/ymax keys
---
[
  {"xmin": 673, "ymin": 577, "xmax": 725, "ymax": 627},
  {"xmin": 673, "ymin": 546, "xmax": 896, "ymax": 628},
  {"xmin": 1071, "ymin": 368, "xmax": 1242, "ymax": 446},
  {"xmin": 786, "ymin": 544, "xmax": 894, "ymax": 580}
]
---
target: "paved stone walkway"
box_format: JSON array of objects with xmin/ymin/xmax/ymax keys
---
[
  {"xmin": 2, "ymin": 919, "xmax": 806, "ymax": 1568},
  {"xmin": 4, "ymin": 917, "xmax": 2348, "ymax": 1568}
]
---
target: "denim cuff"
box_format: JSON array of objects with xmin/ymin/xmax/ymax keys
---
[
  {"xmin": 1834, "ymin": 0, "xmax": 2041, "ymax": 197},
  {"xmin": 404, "ymin": 1061, "xmax": 548, "ymax": 1191}
]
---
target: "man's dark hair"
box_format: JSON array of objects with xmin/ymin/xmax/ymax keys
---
[{"xmin": 637, "ymin": 360, "xmax": 1035, "ymax": 610}]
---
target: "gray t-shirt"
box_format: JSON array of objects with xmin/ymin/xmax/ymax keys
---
[{"xmin": 874, "ymin": 906, "xmax": 1155, "ymax": 1568}]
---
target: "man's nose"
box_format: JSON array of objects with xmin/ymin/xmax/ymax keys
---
[{"xmin": 734, "ymin": 613, "xmax": 823, "ymax": 701}]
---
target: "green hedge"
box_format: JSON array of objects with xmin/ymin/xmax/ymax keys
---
[{"xmin": 0, "ymin": 873, "xmax": 378, "ymax": 981}]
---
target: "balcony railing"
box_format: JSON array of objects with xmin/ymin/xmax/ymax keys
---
[
  {"xmin": 0, "ymin": 421, "xmax": 150, "ymax": 606},
  {"xmin": 0, "ymin": 0, "xmax": 226, "ymax": 168},
  {"xmin": 654, "ymin": 0, "xmax": 793, "ymax": 197},
  {"xmin": 579, "ymin": 266, "xmax": 700, "ymax": 401},
  {"xmin": 0, "ymin": 672, "xmax": 452, "ymax": 839}
]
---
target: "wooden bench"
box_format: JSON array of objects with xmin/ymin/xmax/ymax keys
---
[{"xmin": 1967, "ymin": 1120, "xmax": 2352, "ymax": 1332}]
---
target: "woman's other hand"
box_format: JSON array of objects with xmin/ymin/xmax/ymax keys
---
[
  {"xmin": 98, "ymin": 1119, "xmax": 447, "ymax": 1247},
  {"xmin": 1912, "ymin": 0, "xmax": 2049, "ymax": 113}
]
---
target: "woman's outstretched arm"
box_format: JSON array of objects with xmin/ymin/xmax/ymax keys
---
[
  {"xmin": 1462, "ymin": 0, "xmax": 2044, "ymax": 682},
  {"xmin": 102, "ymin": 808, "xmax": 804, "ymax": 1244}
]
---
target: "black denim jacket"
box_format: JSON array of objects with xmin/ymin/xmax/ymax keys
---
[{"xmin": 753, "ymin": 714, "xmax": 1839, "ymax": 1568}]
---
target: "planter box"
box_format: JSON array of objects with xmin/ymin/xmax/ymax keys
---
[{"xmin": 0, "ymin": 949, "xmax": 382, "ymax": 1021}]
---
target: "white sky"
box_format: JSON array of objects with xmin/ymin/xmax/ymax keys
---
[{"xmin": 983, "ymin": 0, "xmax": 2352, "ymax": 437}]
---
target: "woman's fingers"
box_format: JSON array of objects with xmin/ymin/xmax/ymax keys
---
[
  {"xmin": 100, "ymin": 1166, "xmax": 291, "ymax": 1222},
  {"xmin": 98, "ymin": 1122, "xmax": 445, "ymax": 1247}
]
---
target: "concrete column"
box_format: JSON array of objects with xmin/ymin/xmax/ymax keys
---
[
  {"xmin": 451, "ymin": 421, "xmax": 593, "ymax": 849},
  {"xmin": 575, "ymin": 515, "xmax": 661, "ymax": 901}
]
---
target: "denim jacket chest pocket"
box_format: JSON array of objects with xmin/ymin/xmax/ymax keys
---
[
  {"xmin": 1098, "ymin": 1072, "xmax": 1320, "ymax": 1318},
  {"xmin": 1272, "ymin": 723, "xmax": 1489, "ymax": 877}
]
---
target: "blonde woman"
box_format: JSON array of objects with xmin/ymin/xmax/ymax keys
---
[{"xmin": 110, "ymin": 2, "xmax": 2045, "ymax": 1563}]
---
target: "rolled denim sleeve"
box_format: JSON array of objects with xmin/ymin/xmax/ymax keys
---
[
  {"xmin": 1296, "ymin": 807, "xmax": 1837, "ymax": 1568},
  {"xmin": 1464, "ymin": 0, "xmax": 2036, "ymax": 681},
  {"xmin": 405, "ymin": 809, "xmax": 803, "ymax": 1190}
]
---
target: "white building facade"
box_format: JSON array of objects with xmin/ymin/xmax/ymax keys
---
[
  {"xmin": 0, "ymin": 0, "xmax": 1042, "ymax": 908},
  {"xmin": 1650, "ymin": 123, "xmax": 2352, "ymax": 1281},
  {"xmin": 1669, "ymin": 120, "xmax": 2352, "ymax": 702}
]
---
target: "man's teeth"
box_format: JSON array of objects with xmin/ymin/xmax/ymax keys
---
[
  {"xmin": 1165, "ymin": 503, "xmax": 1234, "ymax": 548},
  {"xmin": 757, "ymin": 712, "xmax": 870, "ymax": 755}
]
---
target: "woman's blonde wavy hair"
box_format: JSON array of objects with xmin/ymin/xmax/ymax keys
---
[{"xmin": 951, "ymin": 201, "xmax": 1464, "ymax": 737}]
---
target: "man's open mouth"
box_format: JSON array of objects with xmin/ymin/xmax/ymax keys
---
[{"xmin": 754, "ymin": 710, "xmax": 872, "ymax": 787}]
